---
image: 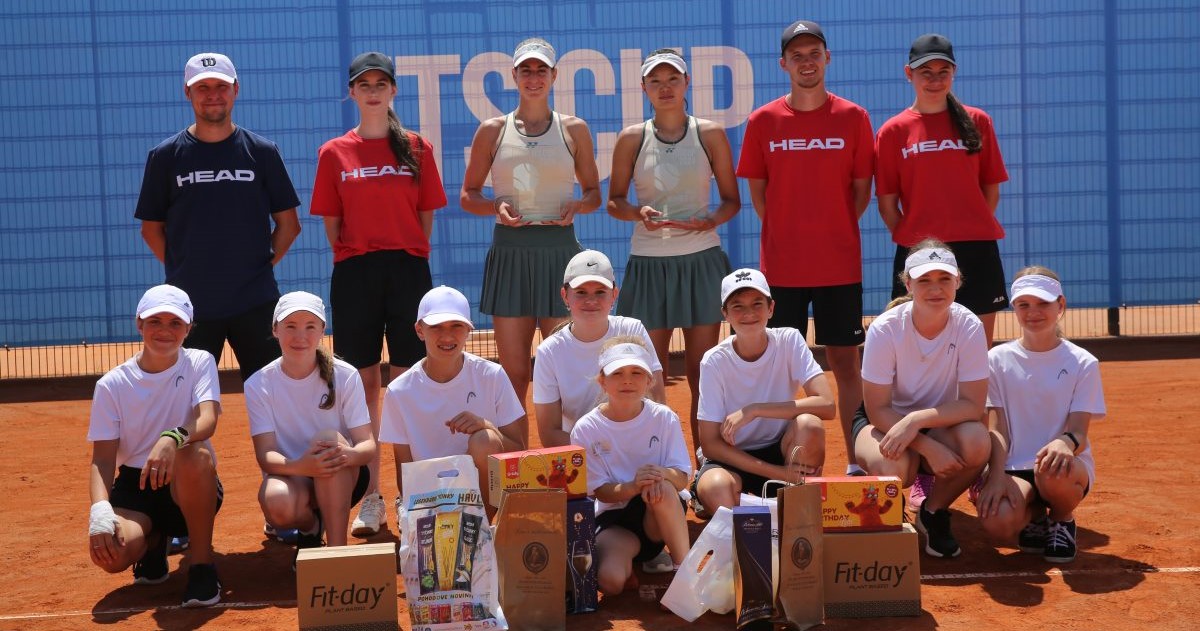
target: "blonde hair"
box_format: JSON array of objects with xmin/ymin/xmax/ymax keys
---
[
  {"xmin": 885, "ymin": 295, "xmax": 912, "ymax": 311},
  {"xmin": 599, "ymin": 335, "xmax": 649, "ymax": 353}
]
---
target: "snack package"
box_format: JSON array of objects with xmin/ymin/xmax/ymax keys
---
[{"xmin": 399, "ymin": 455, "xmax": 506, "ymax": 630}]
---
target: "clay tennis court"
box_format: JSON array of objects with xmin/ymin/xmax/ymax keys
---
[{"xmin": 1, "ymin": 345, "xmax": 1197, "ymax": 630}]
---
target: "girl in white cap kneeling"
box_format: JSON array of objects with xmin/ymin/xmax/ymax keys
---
[
  {"xmin": 570, "ymin": 338, "xmax": 692, "ymax": 595},
  {"xmin": 975, "ymin": 267, "xmax": 1104, "ymax": 563},
  {"xmin": 87, "ymin": 285, "xmax": 223, "ymax": 607},
  {"xmin": 853, "ymin": 239, "xmax": 991, "ymax": 558},
  {"xmin": 244, "ymin": 291, "xmax": 377, "ymax": 567},
  {"xmin": 379, "ymin": 286, "xmax": 527, "ymax": 512}
]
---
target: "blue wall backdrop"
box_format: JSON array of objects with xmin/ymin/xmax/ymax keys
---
[{"xmin": 2, "ymin": 0, "xmax": 1198, "ymax": 347}]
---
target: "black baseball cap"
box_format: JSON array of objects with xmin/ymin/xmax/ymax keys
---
[
  {"xmin": 780, "ymin": 20, "xmax": 826, "ymax": 56},
  {"xmin": 348, "ymin": 52, "xmax": 395, "ymax": 83},
  {"xmin": 908, "ymin": 34, "xmax": 956, "ymax": 69}
]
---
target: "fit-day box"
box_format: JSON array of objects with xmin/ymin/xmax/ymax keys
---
[
  {"xmin": 822, "ymin": 523, "xmax": 921, "ymax": 618},
  {"xmin": 297, "ymin": 542, "xmax": 398, "ymax": 630}
]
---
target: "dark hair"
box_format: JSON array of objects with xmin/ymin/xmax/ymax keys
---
[
  {"xmin": 946, "ymin": 93, "xmax": 982, "ymax": 155},
  {"xmin": 385, "ymin": 109, "xmax": 421, "ymax": 179},
  {"xmin": 316, "ymin": 346, "xmax": 336, "ymax": 410},
  {"xmin": 644, "ymin": 48, "xmax": 681, "ymax": 62}
]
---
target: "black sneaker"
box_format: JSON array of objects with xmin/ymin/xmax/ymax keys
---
[
  {"xmin": 132, "ymin": 534, "xmax": 170, "ymax": 585},
  {"xmin": 1018, "ymin": 515, "xmax": 1049, "ymax": 554},
  {"xmin": 915, "ymin": 506, "xmax": 961, "ymax": 558},
  {"xmin": 1043, "ymin": 519, "xmax": 1077, "ymax": 563},
  {"xmin": 181, "ymin": 563, "xmax": 221, "ymax": 607},
  {"xmin": 293, "ymin": 514, "xmax": 324, "ymax": 571}
]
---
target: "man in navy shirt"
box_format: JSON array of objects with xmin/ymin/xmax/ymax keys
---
[{"xmin": 136, "ymin": 52, "xmax": 301, "ymax": 382}]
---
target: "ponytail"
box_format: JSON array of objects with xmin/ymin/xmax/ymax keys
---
[
  {"xmin": 946, "ymin": 92, "xmax": 982, "ymax": 155},
  {"xmin": 316, "ymin": 346, "xmax": 336, "ymax": 410},
  {"xmin": 386, "ymin": 109, "xmax": 422, "ymax": 179}
]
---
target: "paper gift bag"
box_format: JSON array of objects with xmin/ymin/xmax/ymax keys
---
[
  {"xmin": 774, "ymin": 481, "xmax": 824, "ymax": 630},
  {"xmin": 494, "ymin": 490, "xmax": 567, "ymax": 631}
]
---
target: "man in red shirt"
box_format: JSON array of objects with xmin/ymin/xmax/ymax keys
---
[{"xmin": 736, "ymin": 20, "xmax": 874, "ymax": 475}]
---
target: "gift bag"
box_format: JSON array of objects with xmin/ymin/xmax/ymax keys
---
[
  {"xmin": 765, "ymin": 447, "xmax": 825, "ymax": 630},
  {"xmin": 661, "ymin": 506, "xmax": 736, "ymax": 621},
  {"xmin": 494, "ymin": 489, "xmax": 567, "ymax": 631},
  {"xmin": 399, "ymin": 455, "xmax": 506, "ymax": 630}
]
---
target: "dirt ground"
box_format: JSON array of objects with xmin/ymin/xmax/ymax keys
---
[{"xmin": 1, "ymin": 357, "xmax": 1198, "ymax": 630}]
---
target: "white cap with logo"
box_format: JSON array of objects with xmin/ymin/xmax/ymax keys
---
[
  {"xmin": 598, "ymin": 343, "xmax": 653, "ymax": 376},
  {"xmin": 1010, "ymin": 274, "xmax": 1063, "ymax": 302},
  {"xmin": 418, "ymin": 286, "xmax": 474, "ymax": 328},
  {"xmin": 720, "ymin": 268, "xmax": 772, "ymax": 305},
  {"xmin": 904, "ymin": 247, "xmax": 960, "ymax": 279},
  {"xmin": 563, "ymin": 250, "xmax": 616, "ymax": 289},
  {"xmin": 185, "ymin": 52, "xmax": 237, "ymax": 86},
  {"xmin": 137, "ymin": 285, "xmax": 194, "ymax": 323},
  {"xmin": 274, "ymin": 291, "xmax": 326, "ymax": 324}
]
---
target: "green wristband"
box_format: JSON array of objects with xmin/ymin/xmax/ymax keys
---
[{"xmin": 160, "ymin": 429, "xmax": 186, "ymax": 449}]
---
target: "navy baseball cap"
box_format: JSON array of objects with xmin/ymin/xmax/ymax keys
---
[
  {"xmin": 348, "ymin": 52, "xmax": 395, "ymax": 83},
  {"xmin": 781, "ymin": 20, "xmax": 826, "ymax": 56},
  {"xmin": 908, "ymin": 34, "xmax": 956, "ymax": 69}
]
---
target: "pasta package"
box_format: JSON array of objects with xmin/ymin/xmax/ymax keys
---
[{"xmin": 400, "ymin": 455, "xmax": 505, "ymax": 630}]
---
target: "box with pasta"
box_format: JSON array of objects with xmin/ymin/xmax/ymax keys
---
[{"xmin": 487, "ymin": 445, "xmax": 588, "ymax": 507}]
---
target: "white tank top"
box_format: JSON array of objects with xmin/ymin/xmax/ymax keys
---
[
  {"xmin": 490, "ymin": 111, "xmax": 576, "ymax": 223},
  {"xmin": 630, "ymin": 116, "xmax": 720, "ymax": 256}
]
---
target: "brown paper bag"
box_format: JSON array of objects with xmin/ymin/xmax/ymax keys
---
[
  {"xmin": 494, "ymin": 489, "xmax": 567, "ymax": 631},
  {"xmin": 773, "ymin": 481, "xmax": 825, "ymax": 630}
]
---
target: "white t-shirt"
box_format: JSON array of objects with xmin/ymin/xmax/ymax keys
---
[
  {"xmin": 532, "ymin": 315, "xmax": 663, "ymax": 431},
  {"xmin": 87, "ymin": 348, "xmax": 221, "ymax": 469},
  {"xmin": 380, "ymin": 353, "xmax": 524, "ymax": 461},
  {"xmin": 244, "ymin": 357, "xmax": 370, "ymax": 461},
  {"xmin": 988, "ymin": 339, "xmax": 1105, "ymax": 483},
  {"xmin": 569, "ymin": 400, "xmax": 693, "ymax": 515},
  {"xmin": 696, "ymin": 327, "xmax": 825, "ymax": 450},
  {"xmin": 861, "ymin": 302, "xmax": 989, "ymax": 416}
]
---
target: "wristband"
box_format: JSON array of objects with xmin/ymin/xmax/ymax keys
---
[
  {"xmin": 1061, "ymin": 431, "xmax": 1080, "ymax": 451},
  {"xmin": 161, "ymin": 427, "xmax": 188, "ymax": 449},
  {"xmin": 89, "ymin": 500, "xmax": 117, "ymax": 536}
]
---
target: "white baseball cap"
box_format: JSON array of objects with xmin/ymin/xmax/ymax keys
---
[
  {"xmin": 904, "ymin": 247, "xmax": 960, "ymax": 279},
  {"xmin": 598, "ymin": 343, "xmax": 652, "ymax": 376},
  {"xmin": 274, "ymin": 291, "xmax": 326, "ymax": 324},
  {"xmin": 417, "ymin": 286, "xmax": 474, "ymax": 328},
  {"xmin": 641, "ymin": 50, "xmax": 687, "ymax": 76},
  {"xmin": 137, "ymin": 285, "xmax": 193, "ymax": 323},
  {"xmin": 563, "ymin": 250, "xmax": 615, "ymax": 289},
  {"xmin": 720, "ymin": 268, "xmax": 772, "ymax": 305},
  {"xmin": 1010, "ymin": 274, "xmax": 1062, "ymax": 302},
  {"xmin": 185, "ymin": 52, "xmax": 237, "ymax": 86},
  {"xmin": 513, "ymin": 39, "xmax": 556, "ymax": 68}
]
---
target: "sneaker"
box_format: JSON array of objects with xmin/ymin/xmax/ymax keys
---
[
  {"xmin": 293, "ymin": 514, "xmax": 324, "ymax": 571},
  {"xmin": 846, "ymin": 465, "xmax": 867, "ymax": 477},
  {"xmin": 181, "ymin": 563, "xmax": 221, "ymax": 607},
  {"xmin": 1018, "ymin": 515, "xmax": 1050, "ymax": 554},
  {"xmin": 351, "ymin": 492, "xmax": 386, "ymax": 537},
  {"xmin": 169, "ymin": 535, "xmax": 189, "ymax": 555},
  {"xmin": 915, "ymin": 506, "xmax": 961, "ymax": 558},
  {"xmin": 641, "ymin": 549, "xmax": 674, "ymax": 574},
  {"xmin": 689, "ymin": 494, "xmax": 712, "ymax": 521},
  {"xmin": 265, "ymin": 522, "xmax": 300, "ymax": 544},
  {"xmin": 132, "ymin": 534, "xmax": 170, "ymax": 585},
  {"xmin": 908, "ymin": 473, "xmax": 934, "ymax": 512},
  {"xmin": 1043, "ymin": 519, "xmax": 1077, "ymax": 563}
]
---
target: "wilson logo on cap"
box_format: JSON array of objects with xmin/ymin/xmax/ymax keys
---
[{"xmin": 200, "ymin": 57, "xmax": 217, "ymax": 67}]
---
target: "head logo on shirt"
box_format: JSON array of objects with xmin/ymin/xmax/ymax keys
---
[
  {"xmin": 648, "ymin": 435, "xmax": 660, "ymax": 450},
  {"xmin": 767, "ymin": 137, "xmax": 845, "ymax": 152},
  {"xmin": 947, "ymin": 342, "xmax": 956, "ymax": 355},
  {"xmin": 341, "ymin": 165, "xmax": 413, "ymax": 181},
  {"xmin": 1058, "ymin": 368, "xmax": 1069, "ymax": 380},
  {"xmin": 901, "ymin": 138, "xmax": 967, "ymax": 159},
  {"xmin": 175, "ymin": 375, "xmax": 185, "ymax": 387},
  {"xmin": 176, "ymin": 169, "xmax": 255, "ymax": 187},
  {"xmin": 466, "ymin": 391, "xmax": 477, "ymax": 404}
]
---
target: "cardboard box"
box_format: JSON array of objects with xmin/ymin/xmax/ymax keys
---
[
  {"xmin": 487, "ymin": 445, "xmax": 587, "ymax": 507},
  {"xmin": 297, "ymin": 542, "xmax": 398, "ymax": 630},
  {"xmin": 565, "ymin": 497, "xmax": 597, "ymax": 614},
  {"xmin": 732, "ymin": 506, "xmax": 775, "ymax": 628},
  {"xmin": 822, "ymin": 523, "xmax": 921, "ymax": 618},
  {"xmin": 808, "ymin": 476, "xmax": 904, "ymax": 532}
]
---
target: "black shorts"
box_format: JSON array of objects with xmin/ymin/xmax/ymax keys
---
[
  {"xmin": 595, "ymin": 495, "xmax": 687, "ymax": 563},
  {"xmin": 891, "ymin": 240, "xmax": 1009, "ymax": 315},
  {"xmin": 1006, "ymin": 468, "xmax": 1091, "ymax": 499},
  {"xmin": 109, "ymin": 465, "xmax": 224, "ymax": 538},
  {"xmin": 767, "ymin": 283, "xmax": 865, "ymax": 346},
  {"xmin": 331, "ymin": 250, "xmax": 432, "ymax": 369},
  {"xmin": 185, "ymin": 300, "xmax": 281, "ymax": 381},
  {"xmin": 693, "ymin": 443, "xmax": 786, "ymax": 499}
]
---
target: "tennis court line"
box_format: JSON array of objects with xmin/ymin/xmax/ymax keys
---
[{"xmin": 2, "ymin": 565, "xmax": 1198, "ymax": 622}]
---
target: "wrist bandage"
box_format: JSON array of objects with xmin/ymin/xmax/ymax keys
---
[{"xmin": 89, "ymin": 500, "xmax": 118, "ymax": 536}]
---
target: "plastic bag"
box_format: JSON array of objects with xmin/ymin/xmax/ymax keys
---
[
  {"xmin": 399, "ymin": 455, "xmax": 506, "ymax": 630},
  {"xmin": 662, "ymin": 506, "xmax": 736, "ymax": 621}
]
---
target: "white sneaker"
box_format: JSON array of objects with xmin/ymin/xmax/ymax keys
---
[{"xmin": 351, "ymin": 493, "xmax": 386, "ymax": 536}]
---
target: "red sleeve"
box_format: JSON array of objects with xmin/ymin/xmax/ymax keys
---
[
  {"xmin": 735, "ymin": 112, "xmax": 767, "ymax": 179},
  {"xmin": 309, "ymin": 142, "xmax": 343, "ymax": 217},
  {"xmin": 975, "ymin": 113, "xmax": 1009, "ymax": 186},
  {"xmin": 853, "ymin": 109, "xmax": 874, "ymax": 180},
  {"xmin": 874, "ymin": 123, "xmax": 900, "ymax": 196},
  {"xmin": 414, "ymin": 134, "xmax": 448, "ymax": 212}
]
